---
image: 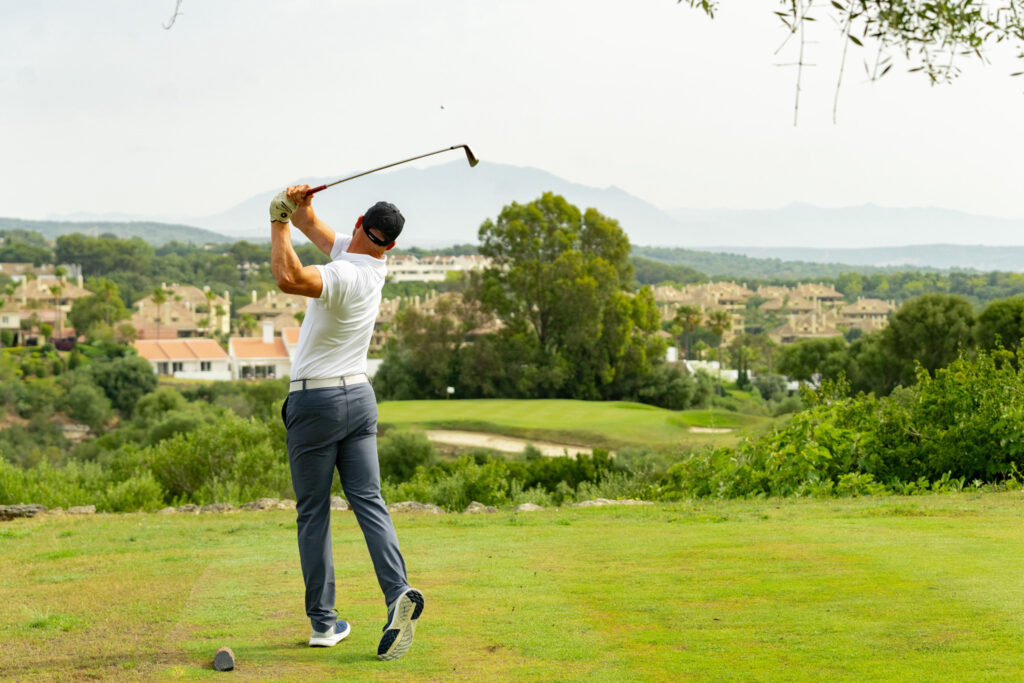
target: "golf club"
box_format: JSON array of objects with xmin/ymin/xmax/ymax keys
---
[{"xmin": 305, "ymin": 145, "xmax": 479, "ymax": 198}]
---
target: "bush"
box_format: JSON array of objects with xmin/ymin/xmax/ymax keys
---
[
  {"xmin": 377, "ymin": 430, "xmax": 437, "ymax": 483},
  {"xmin": 89, "ymin": 355, "xmax": 157, "ymax": 416}
]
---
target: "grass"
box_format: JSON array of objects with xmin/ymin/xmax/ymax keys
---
[
  {"xmin": 378, "ymin": 399, "xmax": 776, "ymax": 450},
  {"xmin": 3, "ymin": 495, "xmax": 1024, "ymax": 680}
]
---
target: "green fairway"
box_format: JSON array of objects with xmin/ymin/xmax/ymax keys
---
[
  {"xmin": 3, "ymin": 495, "xmax": 1024, "ymax": 680},
  {"xmin": 378, "ymin": 399, "xmax": 774, "ymax": 450}
]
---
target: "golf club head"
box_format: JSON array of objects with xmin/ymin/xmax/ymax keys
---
[{"xmin": 461, "ymin": 145, "xmax": 479, "ymax": 167}]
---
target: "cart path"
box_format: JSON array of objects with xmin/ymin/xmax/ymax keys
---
[{"xmin": 423, "ymin": 430, "xmax": 603, "ymax": 457}]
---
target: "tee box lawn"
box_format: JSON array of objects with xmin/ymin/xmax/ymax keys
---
[{"xmin": 3, "ymin": 494, "xmax": 1024, "ymax": 680}]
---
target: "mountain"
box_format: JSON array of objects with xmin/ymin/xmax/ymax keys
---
[
  {"xmin": 193, "ymin": 161, "xmax": 684, "ymax": 247},
  {"xmin": 0, "ymin": 217, "xmax": 232, "ymax": 245},
  {"xmin": 667, "ymin": 204, "xmax": 1024, "ymax": 250}
]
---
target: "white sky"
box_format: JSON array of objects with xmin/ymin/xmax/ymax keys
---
[{"xmin": 2, "ymin": 0, "xmax": 1022, "ymax": 222}]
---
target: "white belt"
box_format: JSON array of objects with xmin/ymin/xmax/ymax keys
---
[{"xmin": 289, "ymin": 374, "xmax": 368, "ymax": 392}]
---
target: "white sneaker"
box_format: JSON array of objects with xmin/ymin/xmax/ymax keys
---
[
  {"xmin": 377, "ymin": 589, "xmax": 425, "ymax": 660},
  {"xmin": 309, "ymin": 620, "xmax": 351, "ymax": 647}
]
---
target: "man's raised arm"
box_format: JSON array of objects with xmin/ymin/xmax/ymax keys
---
[
  {"xmin": 269, "ymin": 189, "xmax": 324, "ymax": 298},
  {"xmin": 286, "ymin": 184, "xmax": 337, "ymax": 258}
]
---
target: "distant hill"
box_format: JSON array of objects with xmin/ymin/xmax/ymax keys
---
[
  {"xmin": 193, "ymin": 161, "xmax": 685, "ymax": 247},
  {"xmin": 634, "ymin": 246, "xmax": 940, "ymax": 281},
  {"xmin": 0, "ymin": 217, "xmax": 232, "ymax": 246},
  {"xmin": 693, "ymin": 244, "xmax": 1024, "ymax": 272}
]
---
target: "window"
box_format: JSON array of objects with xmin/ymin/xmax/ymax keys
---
[
  {"xmin": 172, "ymin": 362, "xmax": 183, "ymax": 373},
  {"xmin": 157, "ymin": 362, "xmax": 169, "ymax": 375},
  {"xmin": 200, "ymin": 361, "xmax": 211, "ymax": 372}
]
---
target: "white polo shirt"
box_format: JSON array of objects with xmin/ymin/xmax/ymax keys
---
[{"xmin": 289, "ymin": 235, "xmax": 386, "ymax": 380}]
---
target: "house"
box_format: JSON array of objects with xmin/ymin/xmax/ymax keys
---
[
  {"xmin": 237, "ymin": 290, "xmax": 308, "ymax": 324},
  {"xmin": 11, "ymin": 276, "xmax": 92, "ymax": 334},
  {"xmin": 841, "ymin": 297, "xmax": 895, "ymax": 329},
  {"xmin": 387, "ymin": 254, "xmax": 491, "ymax": 282},
  {"xmin": 228, "ymin": 320, "xmax": 291, "ymax": 380},
  {"xmin": 131, "ymin": 300, "xmax": 201, "ymax": 340},
  {"xmin": 133, "ymin": 338, "xmax": 232, "ymax": 380},
  {"xmin": 134, "ymin": 284, "xmax": 231, "ymax": 336}
]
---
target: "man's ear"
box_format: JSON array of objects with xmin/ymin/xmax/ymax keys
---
[
  {"xmin": 385, "ymin": 242, "xmax": 396, "ymax": 251},
  {"xmin": 355, "ymin": 215, "xmax": 364, "ymax": 228}
]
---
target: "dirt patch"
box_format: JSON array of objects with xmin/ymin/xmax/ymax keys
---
[
  {"xmin": 689, "ymin": 426, "xmax": 733, "ymax": 434},
  {"xmin": 424, "ymin": 430, "xmax": 601, "ymax": 457}
]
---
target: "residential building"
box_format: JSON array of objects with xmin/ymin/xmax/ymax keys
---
[
  {"xmin": 387, "ymin": 254, "xmax": 491, "ymax": 282},
  {"xmin": 133, "ymin": 338, "xmax": 232, "ymax": 380},
  {"xmin": 228, "ymin": 320, "xmax": 291, "ymax": 380},
  {"xmin": 134, "ymin": 284, "xmax": 231, "ymax": 336}
]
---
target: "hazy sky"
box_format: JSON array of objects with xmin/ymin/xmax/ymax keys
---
[{"xmin": 2, "ymin": 0, "xmax": 1023, "ymax": 223}]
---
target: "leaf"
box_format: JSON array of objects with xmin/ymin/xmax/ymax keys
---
[
  {"xmin": 831, "ymin": 0, "xmax": 844, "ymax": 8},
  {"xmin": 849, "ymin": 34, "xmax": 864, "ymax": 46}
]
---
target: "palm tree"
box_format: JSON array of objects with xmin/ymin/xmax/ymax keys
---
[
  {"xmin": 49, "ymin": 282, "xmax": 64, "ymax": 338},
  {"xmin": 204, "ymin": 290, "xmax": 217, "ymax": 336},
  {"xmin": 152, "ymin": 287, "xmax": 168, "ymax": 340},
  {"xmin": 674, "ymin": 304, "xmax": 703, "ymax": 360},
  {"xmin": 706, "ymin": 309, "xmax": 733, "ymax": 395},
  {"xmin": 239, "ymin": 314, "xmax": 257, "ymax": 337}
]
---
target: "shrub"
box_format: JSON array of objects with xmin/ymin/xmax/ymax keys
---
[{"xmin": 377, "ymin": 430, "xmax": 438, "ymax": 482}]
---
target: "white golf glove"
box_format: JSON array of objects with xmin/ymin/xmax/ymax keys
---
[{"xmin": 269, "ymin": 191, "xmax": 298, "ymax": 224}]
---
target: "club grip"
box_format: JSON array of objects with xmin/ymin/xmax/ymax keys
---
[{"xmin": 306, "ymin": 184, "xmax": 327, "ymax": 198}]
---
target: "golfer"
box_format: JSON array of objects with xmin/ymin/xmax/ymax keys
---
[{"xmin": 269, "ymin": 185, "xmax": 423, "ymax": 660}]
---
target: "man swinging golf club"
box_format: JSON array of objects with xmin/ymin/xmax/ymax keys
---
[{"xmin": 269, "ymin": 185, "xmax": 423, "ymax": 660}]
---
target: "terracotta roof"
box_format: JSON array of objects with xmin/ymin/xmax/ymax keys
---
[
  {"xmin": 282, "ymin": 327, "xmax": 300, "ymax": 345},
  {"xmin": 133, "ymin": 339, "xmax": 228, "ymax": 361},
  {"xmin": 229, "ymin": 337, "xmax": 290, "ymax": 359}
]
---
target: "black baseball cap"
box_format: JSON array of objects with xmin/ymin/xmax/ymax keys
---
[{"xmin": 362, "ymin": 201, "xmax": 405, "ymax": 247}]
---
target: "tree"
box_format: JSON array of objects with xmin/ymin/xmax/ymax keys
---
[
  {"xmin": 705, "ymin": 309, "xmax": 732, "ymax": 394},
  {"xmin": 48, "ymin": 282, "xmax": 64, "ymax": 337},
  {"xmin": 882, "ymin": 293, "xmax": 975, "ymax": 383},
  {"xmin": 681, "ymin": 0, "xmax": 1024, "ymax": 120},
  {"xmin": 151, "ymin": 286, "xmax": 168, "ymax": 340},
  {"xmin": 89, "ymin": 354, "xmax": 158, "ymax": 417},
  {"xmin": 674, "ymin": 305, "xmax": 703, "ymax": 360},
  {"xmin": 975, "ymin": 296, "xmax": 1024, "ymax": 352},
  {"xmin": 475, "ymin": 193, "xmax": 665, "ymax": 400},
  {"xmin": 68, "ymin": 278, "xmax": 131, "ymax": 340},
  {"xmin": 238, "ymin": 314, "xmax": 257, "ymax": 338}
]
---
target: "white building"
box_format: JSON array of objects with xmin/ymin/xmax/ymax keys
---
[
  {"xmin": 133, "ymin": 339, "xmax": 232, "ymax": 380},
  {"xmin": 387, "ymin": 254, "xmax": 491, "ymax": 282},
  {"xmin": 228, "ymin": 320, "xmax": 292, "ymax": 380}
]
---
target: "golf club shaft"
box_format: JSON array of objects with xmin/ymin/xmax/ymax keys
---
[{"xmin": 306, "ymin": 145, "xmax": 478, "ymax": 198}]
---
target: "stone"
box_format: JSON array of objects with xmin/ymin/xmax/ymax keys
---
[
  {"xmin": 239, "ymin": 498, "xmax": 279, "ymax": 511},
  {"xmin": 48, "ymin": 507, "xmax": 65, "ymax": 515},
  {"xmin": 463, "ymin": 501, "xmax": 499, "ymax": 514},
  {"xmin": 200, "ymin": 503, "xmax": 234, "ymax": 514},
  {"xmin": 330, "ymin": 496, "xmax": 349, "ymax": 511},
  {"xmin": 158, "ymin": 507, "xmax": 177, "ymax": 514},
  {"xmin": 276, "ymin": 499, "xmax": 297, "ymax": 510},
  {"xmin": 213, "ymin": 646, "xmax": 235, "ymax": 671},
  {"xmin": 0, "ymin": 504, "xmax": 48, "ymax": 521},
  {"xmin": 176, "ymin": 504, "xmax": 201, "ymax": 514},
  {"xmin": 514, "ymin": 503, "xmax": 544, "ymax": 512},
  {"xmin": 571, "ymin": 498, "xmax": 653, "ymax": 508},
  {"xmin": 386, "ymin": 501, "xmax": 444, "ymax": 514},
  {"xmin": 67, "ymin": 505, "xmax": 96, "ymax": 515}
]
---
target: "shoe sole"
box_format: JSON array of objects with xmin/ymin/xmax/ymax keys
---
[
  {"xmin": 309, "ymin": 621, "xmax": 351, "ymax": 647},
  {"xmin": 378, "ymin": 589, "xmax": 424, "ymax": 661}
]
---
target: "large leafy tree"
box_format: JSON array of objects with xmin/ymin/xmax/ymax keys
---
[
  {"xmin": 881, "ymin": 292, "xmax": 975, "ymax": 382},
  {"xmin": 975, "ymin": 296, "xmax": 1024, "ymax": 352},
  {"xmin": 476, "ymin": 193, "xmax": 664, "ymax": 399},
  {"xmin": 68, "ymin": 278, "xmax": 131, "ymax": 339}
]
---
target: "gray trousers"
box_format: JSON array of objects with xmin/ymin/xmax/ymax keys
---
[{"xmin": 283, "ymin": 383, "xmax": 409, "ymax": 632}]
